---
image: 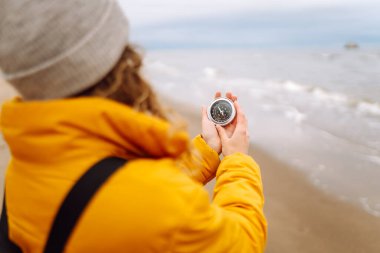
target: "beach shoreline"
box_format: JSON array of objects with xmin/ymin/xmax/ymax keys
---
[
  {"xmin": 170, "ymin": 96, "xmax": 380, "ymax": 253},
  {"xmin": 1, "ymin": 84, "xmax": 380, "ymax": 252}
]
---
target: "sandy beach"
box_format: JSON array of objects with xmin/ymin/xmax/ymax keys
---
[{"xmin": 1, "ymin": 82, "xmax": 380, "ymax": 252}]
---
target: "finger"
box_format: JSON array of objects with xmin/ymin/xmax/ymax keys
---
[
  {"xmin": 234, "ymin": 101, "xmax": 247, "ymax": 126},
  {"xmin": 230, "ymin": 113, "xmax": 238, "ymax": 126},
  {"xmin": 201, "ymin": 106, "xmax": 209, "ymax": 121},
  {"xmin": 235, "ymin": 123, "xmax": 249, "ymax": 139},
  {"xmin": 214, "ymin": 91, "xmax": 222, "ymax": 99},
  {"xmin": 216, "ymin": 125, "xmax": 228, "ymax": 141},
  {"xmin": 226, "ymin": 92, "xmax": 237, "ymax": 102},
  {"xmin": 224, "ymin": 123, "xmax": 235, "ymax": 138},
  {"xmin": 201, "ymin": 106, "xmax": 206, "ymax": 118},
  {"xmin": 202, "ymin": 106, "xmax": 212, "ymax": 123},
  {"xmin": 226, "ymin": 91, "xmax": 233, "ymax": 100}
]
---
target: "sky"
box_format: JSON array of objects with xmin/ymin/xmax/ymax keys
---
[{"xmin": 118, "ymin": 0, "xmax": 380, "ymax": 49}]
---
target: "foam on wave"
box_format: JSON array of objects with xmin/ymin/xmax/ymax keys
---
[{"xmin": 279, "ymin": 80, "xmax": 380, "ymax": 117}]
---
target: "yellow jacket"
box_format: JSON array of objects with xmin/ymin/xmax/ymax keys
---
[{"xmin": 0, "ymin": 97, "xmax": 267, "ymax": 253}]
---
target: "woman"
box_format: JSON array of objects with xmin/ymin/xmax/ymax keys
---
[{"xmin": 0, "ymin": 0, "xmax": 267, "ymax": 252}]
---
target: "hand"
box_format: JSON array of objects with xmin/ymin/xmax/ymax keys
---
[
  {"xmin": 201, "ymin": 91, "xmax": 238, "ymax": 154},
  {"xmin": 215, "ymin": 101, "xmax": 250, "ymax": 156}
]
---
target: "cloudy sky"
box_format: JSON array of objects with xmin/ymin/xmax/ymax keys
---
[{"xmin": 118, "ymin": 0, "xmax": 380, "ymax": 49}]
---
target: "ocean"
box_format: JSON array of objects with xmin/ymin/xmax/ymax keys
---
[{"xmin": 143, "ymin": 48, "xmax": 380, "ymax": 217}]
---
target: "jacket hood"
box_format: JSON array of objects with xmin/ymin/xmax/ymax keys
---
[{"xmin": 0, "ymin": 97, "xmax": 189, "ymax": 164}]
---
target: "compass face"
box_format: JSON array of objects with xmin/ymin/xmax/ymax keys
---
[{"xmin": 210, "ymin": 99, "xmax": 233, "ymax": 124}]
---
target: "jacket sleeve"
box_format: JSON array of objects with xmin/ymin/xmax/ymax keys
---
[
  {"xmin": 172, "ymin": 153, "xmax": 267, "ymax": 253},
  {"xmin": 177, "ymin": 135, "xmax": 220, "ymax": 185}
]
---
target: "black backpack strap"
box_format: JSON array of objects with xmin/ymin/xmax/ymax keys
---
[
  {"xmin": 0, "ymin": 193, "xmax": 23, "ymax": 253},
  {"xmin": 43, "ymin": 156, "xmax": 127, "ymax": 253}
]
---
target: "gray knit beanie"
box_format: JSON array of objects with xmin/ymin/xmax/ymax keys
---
[{"xmin": 0, "ymin": 0, "xmax": 129, "ymax": 100}]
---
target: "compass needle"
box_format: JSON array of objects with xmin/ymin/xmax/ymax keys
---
[{"xmin": 207, "ymin": 97, "xmax": 236, "ymax": 126}]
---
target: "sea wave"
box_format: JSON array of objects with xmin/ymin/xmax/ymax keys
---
[
  {"xmin": 359, "ymin": 197, "xmax": 380, "ymax": 217},
  {"xmin": 278, "ymin": 80, "xmax": 380, "ymax": 117},
  {"xmin": 282, "ymin": 80, "xmax": 309, "ymax": 92},
  {"xmin": 366, "ymin": 155, "xmax": 380, "ymax": 166},
  {"xmin": 310, "ymin": 87, "xmax": 349, "ymax": 104},
  {"xmin": 145, "ymin": 60, "xmax": 180, "ymax": 77},
  {"xmin": 280, "ymin": 80, "xmax": 349, "ymax": 103},
  {"xmin": 203, "ymin": 67, "xmax": 221, "ymax": 79},
  {"xmin": 284, "ymin": 107, "xmax": 307, "ymax": 124},
  {"xmin": 356, "ymin": 101, "xmax": 380, "ymax": 116},
  {"xmin": 145, "ymin": 60, "xmax": 380, "ymax": 118}
]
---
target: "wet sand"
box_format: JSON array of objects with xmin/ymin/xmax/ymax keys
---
[{"xmin": 1, "ymin": 82, "xmax": 380, "ymax": 252}]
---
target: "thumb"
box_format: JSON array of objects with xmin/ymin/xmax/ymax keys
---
[
  {"xmin": 216, "ymin": 125, "xmax": 228, "ymax": 142},
  {"xmin": 201, "ymin": 106, "xmax": 208, "ymax": 119}
]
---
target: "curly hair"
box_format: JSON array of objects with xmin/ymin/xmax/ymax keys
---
[{"xmin": 74, "ymin": 45, "xmax": 167, "ymax": 120}]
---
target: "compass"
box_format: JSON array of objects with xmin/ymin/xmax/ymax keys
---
[{"xmin": 207, "ymin": 97, "xmax": 236, "ymax": 126}]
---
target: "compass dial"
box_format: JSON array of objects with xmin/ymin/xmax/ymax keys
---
[{"xmin": 208, "ymin": 98, "xmax": 236, "ymax": 126}]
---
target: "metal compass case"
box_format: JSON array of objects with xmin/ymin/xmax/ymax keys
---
[{"xmin": 207, "ymin": 97, "xmax": 236, "ymax": 126}]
